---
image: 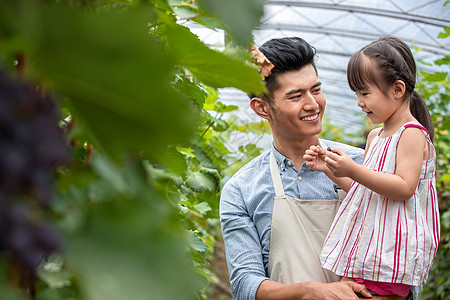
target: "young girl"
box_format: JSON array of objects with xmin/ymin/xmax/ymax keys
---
[{"xmin": 304, "ymin": 36, "xmax": 440, "ymax": 297}]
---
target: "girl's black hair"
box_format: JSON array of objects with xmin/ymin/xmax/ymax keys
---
[{"xmin": 347, "ymin": 36, "xmax": 434, "ymax": 141}]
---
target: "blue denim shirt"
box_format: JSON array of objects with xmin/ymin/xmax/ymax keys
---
[{"xmin": 219, "ymin": 139, "xmax": 365, "ymax": 299}]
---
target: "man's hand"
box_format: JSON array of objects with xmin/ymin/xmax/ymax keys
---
[
  {"xmin": 302, "ymin": 281, "xmax": 373, "ymax": 299},
  {"xmin": 304, "ymin": 145, "xmax": 329, "ymax": 173}
]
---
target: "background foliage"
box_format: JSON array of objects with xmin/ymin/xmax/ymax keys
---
[{"xmin": 0, "ymin": 1, "xmax": 448, "ymax": 300}]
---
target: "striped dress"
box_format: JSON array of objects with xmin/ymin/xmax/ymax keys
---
[{"xmin": 320, "ymin": 124, "xmax": 440, "ymax": 286}]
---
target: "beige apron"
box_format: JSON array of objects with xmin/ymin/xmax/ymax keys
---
[{"xmin": 267, "ymin": 150, "xmax": 343, "ymax": 284}]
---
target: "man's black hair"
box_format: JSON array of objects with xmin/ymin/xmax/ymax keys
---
[{"xmin": 250, "ymin": 37, "xmax": 318, "ymax": 103}]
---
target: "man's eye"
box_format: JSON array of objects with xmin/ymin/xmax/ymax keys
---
[
  {"xmin": 289, "ymin": 95, "xmax": 301, "ymax": 99},
  {"xmin": 312, "ymin": 88, "xmax": 321, "ymax": 94}
]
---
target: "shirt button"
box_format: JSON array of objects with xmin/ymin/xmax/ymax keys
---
[
  {"xmin": 287, "ymin": 161, "xmax": 292, "ymax": 166},
  {"xmin": 280, "ymin": 163, "xmax": 285, "ymax": 168},
  {"xmin": 298, "ymin": 176, "xmax": 302, "ymax": 181}
]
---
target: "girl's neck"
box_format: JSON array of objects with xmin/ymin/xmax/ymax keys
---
[
  {"xmin": 380, "ymin": 101, "xmax": 417, "ymax": 138},
  {"xmin": 273, "ymin": 135, "xmax": 319, "ymax": 170}
]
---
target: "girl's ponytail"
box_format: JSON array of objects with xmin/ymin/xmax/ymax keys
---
[{"xmin": 410, "ymin": 91, "xmax": 434, "ymax": 142}]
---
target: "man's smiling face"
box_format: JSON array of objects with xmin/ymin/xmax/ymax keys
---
[{"xmin": 267, "ymin": 64, "xmax": 326, "ymax": 141}]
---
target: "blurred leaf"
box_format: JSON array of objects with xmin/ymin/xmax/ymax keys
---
[
  {"xmin": 38, "ymin": 268, "xmax": 71, "ymax": 290},
  {"xmin": 438, "ymin": 27, "xmax": 450, "ymax": 38},
  {"xmin": 192, "ymin": 16, "xmax": 222, "ymax": 31},
  {"xmin": 186, "ymin": 171, "xmax": 216, "ymax": 191},
  {"xmin": 177, "ymin": 146, "xmax": 196, "ymax": 158},
  {"xmin": 174, "ymin": 75, "xmax": 208, "ymax": 108},
  {"xmin": 203, "ymin": 87, "xmax": 220, "ymax": 111},
  {"xmin": 188, "ymin": 230, "xmax": 209, "ymax": 252},
  {"xmin": 442, "ymin": 173, "xmax": 450, "ymax": 182},
  {"xmin": 247, "ymin": 120, "xmax": 271, "ymax": 134},
  {"xmin": 21, "ymin": 4, "xmax": 197, "ymax": 160},
  {"xmin": 91, "ymin": 156, "xmax": 127, "ymax": 193},
  {"xmin": 164, "ymin": 24, "xmax": 265, "ymax": 94},
  {"xmin": 435, "ymin": 55, "xmax": 450, "ymax": 66},
  {"xmin": 173, "ymin": 6, "xmax": 198, "ymax": 19},
  {"xmin": 422, "ymin": 71, "xmax": 448, "ymax": 82},
  {"xmin": 196, "ymin": 0, "xmax": 265, "ymax": 46},
  {"xmin": 194, "ymin": 201, "xmax": 212, "ymax": 214},
  {"xmin": 66, "ymin": 186, "xmax": 202, "ymax": 300}
]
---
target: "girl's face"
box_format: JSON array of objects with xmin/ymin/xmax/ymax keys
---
[{"xmin": 355, "ymin": 82, "xmax": 398, "ymax": 125}]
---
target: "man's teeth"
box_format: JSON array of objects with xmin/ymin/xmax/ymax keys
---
[{"xmin": 301, "ymin": 113, "xmax": 318, "ymax": 121}]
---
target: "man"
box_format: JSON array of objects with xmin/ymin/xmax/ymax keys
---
[{"xmin": 220, "ymin": 37, "xmax": 415, "ymax": 299}]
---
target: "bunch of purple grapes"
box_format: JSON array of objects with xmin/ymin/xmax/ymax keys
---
[{"xmin": 0, "ymin": 68, "xmax": 67, "ymax": 272}]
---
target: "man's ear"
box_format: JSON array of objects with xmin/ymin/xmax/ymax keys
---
[
  {"xmin": 392, "ymin": 80, "xmax": 406, "ymax": 99},
  {"xmin": 250, "ymin": 97, "xmax": 272, "ymax": 120}
]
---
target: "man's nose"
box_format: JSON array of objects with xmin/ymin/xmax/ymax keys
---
[{"xmin": 303, "ymin": 93, "xmax": 319, "ymax": 110}]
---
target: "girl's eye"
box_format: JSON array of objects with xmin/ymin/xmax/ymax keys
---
[{"xmin": 362, "ymin": 93, "xmax": 369, "ymax": 96}]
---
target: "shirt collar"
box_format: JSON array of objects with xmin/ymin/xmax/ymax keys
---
[{"xmin": 271, "ymin": 144, "xmax": 290, "ymax": 171}]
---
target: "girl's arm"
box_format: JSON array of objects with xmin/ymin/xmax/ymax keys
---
[
  {"xmin": 325, "ymin": 127, "xmax": 427, "ymax": 201},
  {"xmin": 303, "ymin": 128, "xmax": 379, "ymax": 192}
]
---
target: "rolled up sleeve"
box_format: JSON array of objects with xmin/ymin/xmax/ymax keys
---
[{"xmin": 220, "ymin": 179, "xmax": 269, "ymax": 300}]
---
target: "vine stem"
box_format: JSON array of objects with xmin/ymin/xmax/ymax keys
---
[{"xmin": 200, "ymin": 111, "xmax": 223, "ymax": 138}]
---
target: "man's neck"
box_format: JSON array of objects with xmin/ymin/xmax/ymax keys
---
[{"xmin": 273, "ymin": 135, "xmax": 320, "ymax": 170}]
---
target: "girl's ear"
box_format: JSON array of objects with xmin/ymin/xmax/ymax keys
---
[
  {"xmin": 250, "ymin": 97, "xmax": 272, "ymax": 120},
  {"xmin": 392, "ymin": 80, "xmax": 406, "ymax": 99}
]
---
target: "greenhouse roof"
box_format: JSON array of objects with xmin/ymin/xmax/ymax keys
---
[{"xmin": 190, "ymin": 0, "xmax": 449, "ymax": 146}]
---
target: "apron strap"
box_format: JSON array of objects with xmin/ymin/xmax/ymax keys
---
[{"xmin": 270, "ymin": 151, "xmax": 285, "ymax": 197}]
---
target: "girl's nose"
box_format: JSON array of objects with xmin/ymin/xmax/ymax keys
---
[{"xmin": 357, "ymin": 98, "xmax": 365, "ymax": 108}]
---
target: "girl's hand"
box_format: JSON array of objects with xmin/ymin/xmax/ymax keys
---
[
  {"xmin": 324, "ymin": 147, "xmax": 357, "ymax": 178},
  {"xmin": 303, "ymin": 146, "xmax": 329, "ymax": 173}
]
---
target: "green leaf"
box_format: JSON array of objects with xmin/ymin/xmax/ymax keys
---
[
  {"xmin": 246, "ymin": 120, "xmax": 272, "ymax": 134},
  {"xmin": 196, "ymin": 0, "xmax": 265, "ymax": 46},
  {"xmin": 38, "ymin": 268, "xmax": 71, "ymax": 290},
  {"xmin": 188, "ymin": 230, "xmax": 209, "ymax": 252},
  {"xmin": 438, "ymin": 27, "xmax": 450, "ymax": 38},
  {"xmin": 212, "ymin": 118, "xmax": 229, "ymax": 131},
  {"xmin": 186, "ymin": 171, "xmax": 216, "ymax": 191},
  {"xmin": 174, "ymin": 75, "xmax": 208, "ymax": 108},
  {"xmin": 91, "ymin": 156, "xmax": 127, "ymax": 193},
  {"xmin": 435, "ymin": 55, "xmax": 450, "ymax": 66},
  {"xmin": 422, "ymin": 72, "xmax": 448, "ymax": 82},
  {"xmin": 22, "ymin": 4, "xmax": 197, "ymax": 160},
  {"xmin": 194, "ymin": 201, "xmax": 212, "ymax": 214},
  {"xmin": 203, "ymin": 87, "xmax": 220, "ymax": 110},
  {"xmin": 215, "ymin": 100, "xmax": 239, "ymax": 112},
  {"xmin": 192, "ymin": 16, "xmax": 222, "ymax": 31},
  {"xmin": 177, "ymin": 146, "xmax": 196, "ymax": 158},
  {"xmin": 442, "ymin": 173, "xmax": 450, "ymax": 182},
  {"xmin": 173, "ymin": 6, "xmax": 198, "ymax": 19},
  {"xmin": 66, "ymin": 189, "xmax": 202, "ymax": 300},
  {"xmin": 164, "ymin": 24, "xmax": 265, "ymax": 94}
]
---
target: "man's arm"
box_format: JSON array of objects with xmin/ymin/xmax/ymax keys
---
[
  {"xmin": 256, "ymin": 279, "xmax": 372, "ymax": 300},
  {"xmin": 220, "ymin": 179, "xmax": 270, "ymax": 299}
]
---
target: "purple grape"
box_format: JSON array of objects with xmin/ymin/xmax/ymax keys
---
[{"xmin": 0, "ymin": 68, "xmax": 67, "ymax": 273}]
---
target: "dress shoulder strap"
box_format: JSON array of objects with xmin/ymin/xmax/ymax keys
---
[
  {"xmin": 403, "ymin": 124, "xmax": 436, "ymax": 160},
  {"xmin": 403, "ymin": 123, "xmax": 429, "ymax": 135}
]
